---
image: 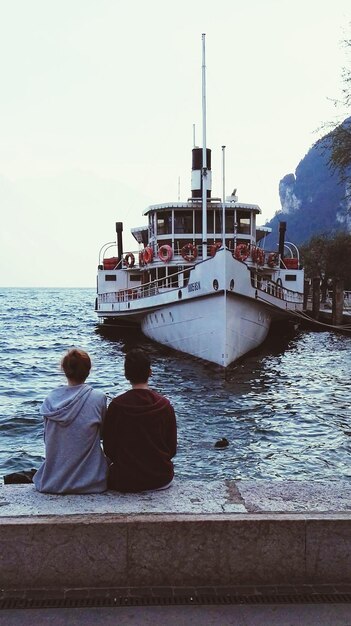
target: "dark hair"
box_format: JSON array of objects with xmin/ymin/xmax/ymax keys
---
[
  {"xmin": 124, "ymin": 348, "xmax": 151, "ymax": 384},
  {"xmin": 61, "ymin": 348, "xmax": 91, "ymax": 383}
]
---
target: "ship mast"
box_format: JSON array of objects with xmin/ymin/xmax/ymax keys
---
[
  {"xmin": 222, "ymin": 145, "xmax": 226, "ymax": 244},
  {"xmin": 201, "ymin": 33, "xmax": 208, "ymax": 260}
]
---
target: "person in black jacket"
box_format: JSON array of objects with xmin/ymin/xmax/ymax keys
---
[{"xmin": 103, "ymin": 348, "xmax": 177, "ymax": 493}]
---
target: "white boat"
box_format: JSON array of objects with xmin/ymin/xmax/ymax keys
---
[{"xmin": 95, "ymin": 37, "xmax": 304, "ymax": 367}]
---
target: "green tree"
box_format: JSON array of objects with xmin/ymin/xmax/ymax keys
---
[
  {"xmin": 325, "ymin": 118, "xmax": 351, "ymax": 181},
  {"xmin": 301, "ymin": 233, "xmax": 351, "ymax": 290},
  {"xmin": 324, "ymin": 35, "xmax": 351, "ymax": 180}
]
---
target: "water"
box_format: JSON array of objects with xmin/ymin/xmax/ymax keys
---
[{"xmin": 1, "ymin": 287, "xmax": 351, "ymax": 482}]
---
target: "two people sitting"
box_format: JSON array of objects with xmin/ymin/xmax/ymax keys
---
[{"xmin": 33, "ymin": 347, "xmax": 177, "ymax": 495}]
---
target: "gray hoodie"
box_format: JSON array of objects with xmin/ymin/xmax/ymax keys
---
[{"xmin": 33, "ymin": 383, "xmax": 108, "ymax": 494}]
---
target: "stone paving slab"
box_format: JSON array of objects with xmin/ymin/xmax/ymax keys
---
[
  {"xmin": 0, "ymin": 480, "xmax": 245, "ymax": 517},
  {"xmin": 233, "ymin": 480, "xmax": 351, "ymax": 514},
  {"xmin": 1, "ymin": 480, "xmax": 351, "ymax": 518}
]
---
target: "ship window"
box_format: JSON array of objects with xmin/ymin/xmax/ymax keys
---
[
  {"xmin": 207, "ymin": 210, "xmax": 214, "ymax": 232},
  {"xmin": 156, "ymin": 211, "xmax": 172, "ymax": 235},
  {"xmin": 158, "ymin": 266, "xmax": 167, "ymax": 287},
  {"xmin": 168, "ymin": 267, "xmax": 179, "ymax": 287},
  {"xmin": 212, "ymin": 210, "xmax": 235, "ymax": 234},
  {"xmin": 194, "ymin": 210, "xmax": 214, "ymax": 234},
  {"xmin": 237, "ymin": 211, "xmax": 251, "ymax": 234},
  {"xmin": 215, "ymin": 210, "xmax": 222, "ymax": 233},
  {"xmin": 194, "ymin": 210, "xmax": 202, "ymax": 233},
  {"xmin": 174, "ymin": 211, "xmax": 193, "ymax": 234},
  {"xmin": 105, "ymin": 275, "xmax": 117, "ymax": 281},
  {"xmin": 225, "ymin": 211, "xmax": 235, "ymax": 232},
  {"xmin": 285, "ymin": 274, "xmax": 297, "ymax": 281},
  {"xmin": 129, "ymin": 274, "xmax": 141, "ymax": 282}
]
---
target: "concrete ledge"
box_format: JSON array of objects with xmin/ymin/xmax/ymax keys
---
[{"xmin": 1, "ymin": 480, "xmax": 351, "ymax": 591}]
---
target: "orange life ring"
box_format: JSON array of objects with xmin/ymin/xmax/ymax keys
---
[
  {"xmin": 251, "ymin": 246, "xmax": 264, "ymax": 265},
  {"xmin": 234, "ymin": 243, "xmax": 249, "ymax": 262},
  {"xmin": 210, "ymin": 242, "xmax": 222, "ymax": 257},
  {"xmin": 181, "ymin": 243, "xmax": 198, "ymax": 262},
  {"xmin": 124, "ymin": 252, "xmax": 135, "ymax": 268},
  {"xmin": 268, "ymin": 252, "xmax": 279, "ymax": 268},
  {"xmin": 143, "ymin": 246, "xmax": 153, "ymax": 264},
  {"xmin": 139, "ymin": 246, "xmax": 153, "ymax": 266},
  {"xmin": 158, "ymin": 244, "xmax": 173, "ymax": 262}
]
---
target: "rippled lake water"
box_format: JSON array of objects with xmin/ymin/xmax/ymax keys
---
[{"xmin": 1, "ymin": 287, "xmax": 351, "ymax": 482}]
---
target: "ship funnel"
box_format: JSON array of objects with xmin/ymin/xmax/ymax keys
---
[
  {"xmin": 278, "ymin": 221, "xmax": 286, "ymax": 262},
  {"xmin": 191, "ymin": 147, "xmax": 212, "ymax": 199},
  {"xmin": 115, "ymin": 222, "xmax": 123, "ymax": 266}
]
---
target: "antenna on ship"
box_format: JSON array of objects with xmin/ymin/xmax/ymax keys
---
[{"xmin": 201, "ymin": 33, "xmax": 208, "ymax": 260}]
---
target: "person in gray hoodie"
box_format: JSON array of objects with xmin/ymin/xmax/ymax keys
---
[{"xmin": 33, "ymin": 348, "xmax": 108, "ymax": 494}]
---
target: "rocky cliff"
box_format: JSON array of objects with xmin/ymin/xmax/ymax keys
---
[{"xmin": 263, "ymin": 118, "xmax": 351, "ymax": 247}]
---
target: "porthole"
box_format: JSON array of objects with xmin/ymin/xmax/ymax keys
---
[
  {"xmin": 230, "ymin": 279, "xmax": 234, "ymax": 290},
  {"xmin": 178, "ymin": 290, "xmax": 182, "ymax": 299},
  {"xmin": 213, "ymin": 279, "xmax": 219, "ymax": 291}
]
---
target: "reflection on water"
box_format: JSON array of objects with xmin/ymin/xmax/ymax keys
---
[{"xmin": 1, "ymin": 287, "xmax": 351, "ymax": 481}]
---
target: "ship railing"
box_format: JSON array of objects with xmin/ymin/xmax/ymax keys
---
[
  {"xmin": 256, "ymin": 279, "xmax": 302, "ymax": 303},
  {"xmin": 319, "ymin": 290, "xmax": 351, "ymax": 311},
  {"xmin": 98, "ymin": 266, "xmax": 195, "ymax": 305}
]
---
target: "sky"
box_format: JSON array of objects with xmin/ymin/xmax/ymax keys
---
[{"xmin": 0, "ymin": 0, "xmax": 350, "ymax": 287}]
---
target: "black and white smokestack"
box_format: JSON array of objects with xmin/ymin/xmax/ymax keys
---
[{"xmin": 191, "ymin": 148, "xmax": 212, "ymax": 199}]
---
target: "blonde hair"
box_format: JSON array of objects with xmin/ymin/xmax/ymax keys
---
[{"xmin": 61, "ymin": 348, "xmax": 91, "ymax": 383}]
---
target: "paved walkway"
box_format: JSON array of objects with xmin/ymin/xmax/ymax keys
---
[
  {"xmin": 2, "ymin": 479, "xmax": 351, "ymax": 516},
  {"xmin": 1, "ymin": 603, "xmax": 351, "ymax": 625},
  {"xmin": 2, "ymin": 480, "xmax": 351, "ymax": 623}
]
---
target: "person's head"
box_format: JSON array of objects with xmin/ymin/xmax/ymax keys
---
[
  {"xmin": 61, "ymin": 348, "xmax": 91, "ymax": 384},
  {"xmin": 124, "ymin": 348, "xmax": 151, "ymax": 384}
]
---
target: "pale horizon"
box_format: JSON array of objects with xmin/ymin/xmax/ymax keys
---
[{"xmin": 1, "ymin": 0, "xmax": 350, "ymax": 288}]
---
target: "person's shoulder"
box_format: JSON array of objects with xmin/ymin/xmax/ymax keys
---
[
  {"xmin": 149, "ymin": 388, "xmax": 173, "ymax": 407},
  {"xmin": 108, "ymin": 389, "xmax": 132, "ymax": 405},
  {"xmin": 149, "ymin": 388, "xmax": 165, "ymax": 400},
  {"xmin": 86, "ymin": 386, "xmax": 107, "ymax": 403}
]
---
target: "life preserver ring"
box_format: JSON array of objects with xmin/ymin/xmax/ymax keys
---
[
  {"xmin": 139, "ymin": 246, "xmax": 153, "ymax": 266},
  {"xmin": 158, "ymin": 244, "xmax": 173, "ymax": 262},
  {"xmin": 268, "ymin": 252, "xmax": 279, "ymax": 268},
  {"xmin": 210, "ymin": 242, "xmax": 222, "ymax": 257},
  {"xmin": 234, "ymin": 243, "xmax": 249, "ymax": 262},
  {"xmin": 251, "ymin": 246, "xmax": 265, "ymax": 265},
  {"xmin": 124, "ymin": 252, "xmax": 135, "ymax": 268},
  {"xmin": 181, "ymin": 243, "xmax": 198, "ymax": 262}
]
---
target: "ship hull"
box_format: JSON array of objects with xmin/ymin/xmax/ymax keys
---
[
  {"xmin": 141, "ymin": 290, "xmax": 271, "ymax": 366},
  {"xmin": 96, "ymin": 249, "xmax": 302, "ymax": 367}
]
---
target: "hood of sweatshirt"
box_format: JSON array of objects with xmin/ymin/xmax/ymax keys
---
[
  {"xmin": 40, "ymin": 384, "xmax": 92, "ymax": 426},
  {"xmin": 112, "ymin": 388, "xmax": 170, "ymax": 420}
]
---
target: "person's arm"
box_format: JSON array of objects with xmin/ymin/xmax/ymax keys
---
[
  {"xmin": 99, "ymin": 394, "xmax": 108, "ymax": 437},
  {"xmin": 102, "ymin": 401, "xmax": 117, "ymax": 460},
  {"xmin": 167, "ymin": 405, "xmax": 177, "ymax": 458}
]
